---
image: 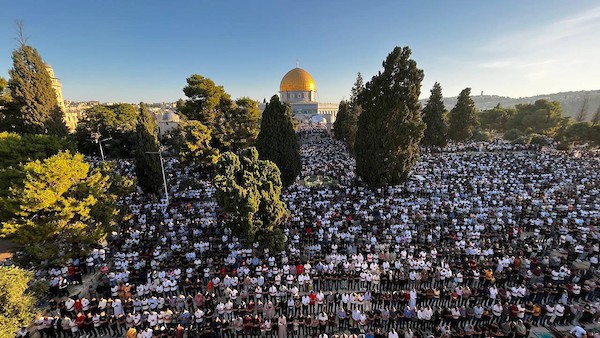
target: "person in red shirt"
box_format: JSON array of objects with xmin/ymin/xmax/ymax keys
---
[
  {"xmin": 74, "ymin": 299, "xmax": 83, "ymax": 313},
  {"xmin": 68, "ymin": 266, "xmax": 76, "ymax": 283},
  {"xmin": 75, "ymin": 312, "xmax": 85, "ymax": 330},
  {"xmin": 296, "ymin": 264, "xmax": 304, "ymax": 275},
  {"xmin": 309, "ymin": 291, "xmax": 317, "ymax": 306},
  {"xmin": 207, "ymin": 281, "xmax": 214, "ymax": 294}
]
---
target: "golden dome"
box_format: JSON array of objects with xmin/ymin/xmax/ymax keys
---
[{"xmin": 279, "ymin": 67, "xmax": 316, "ymax": 92}]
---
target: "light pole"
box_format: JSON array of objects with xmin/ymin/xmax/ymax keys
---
[
  {"xmin": 97, "ymin": 137, "xmax": 112, "ymax": 162},
  {"xmin": 90, "ymin": 125, "xmax": 112, "ymax": 161},
  {"xmin": 146, "ymin": 145, "xmax": 170, "ymax": 207}
]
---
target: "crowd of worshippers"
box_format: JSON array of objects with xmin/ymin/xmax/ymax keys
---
[{"xmin": 26, "ymin": 125, "xmax": 600, "ymax": 338}]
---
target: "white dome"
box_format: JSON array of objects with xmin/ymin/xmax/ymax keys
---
[{"xmin": 162, "ymin": 111, "xmax": 180, "ymax": 122}]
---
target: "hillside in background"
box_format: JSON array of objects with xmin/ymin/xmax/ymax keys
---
[{"xmin": 421, "ymin": 89, "xmax": 600, "ymax": 120}]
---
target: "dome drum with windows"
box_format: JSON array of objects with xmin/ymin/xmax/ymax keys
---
[{"xmin": 258, "ymin": 66, "xmax": 338, "ymax": 125}]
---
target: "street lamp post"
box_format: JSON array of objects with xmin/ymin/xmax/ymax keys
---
[
  {"xmin": 97, "ymin": 137, "xmax": 112, "ymax": 162},
  {"xmin": 90, "ymin": 125, "xmax": 112, "ymax": 162},
  {"xmin": 146, "ymin": 145, "xmax": 170, "ymax": 207}
]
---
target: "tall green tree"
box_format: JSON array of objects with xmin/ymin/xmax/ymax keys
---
[
  {"xmin": 421, "ymin": 82, "xmax": 448, "ymax": 147},
  {"xmin": 6, "ymin": 41, "xmax": 67, "ymax": 135},
  {"xmin": 0, "ymin": 132, "xmax": 74, "ymax": 221},
  {"xmin": 256, "ymin": 95, "xmax": 301, "ymax": 187},
  {"xmin": 479, "ymin": 104, "xmax": 516, "ymax": 132},
  {"xmin": 1, "ymin": 151, "xmax": 129, "ymax": 265},
  {"xmin": 0, "ymin": 266, "xmax": 37, "ymax": 338},
  {"xmin": 134, "ymin": 103, "xmax": 163, "ymax": 195},
  {"xmin": 74, "ymin": 104, "xmax": 139, "ymax": 158},
  {"xmin": 507, "ymin": 99, "xmax": 563, "ymax": 136},
  {"xmin": 354, "ymin": 46, "xmax": 425, "ymax": 186},
  {"xmin": 213, "ymin": 97, "xmax": 260, "ymax": 151},
  {"xmin": 564, "ymin": 122, "xmax": 593, "ymax": 144},
  {"xmin": 448, "ymin": 88, "xmax": 478, "ymax": 141},
  {"xmin": 345, "ymin": 73, "xmax": 364, "ymax": 152},
  {"xmin": 171, "ymin": 120, "xmax": 218, "ymax": 167},
  {"xmin": 178, "ymin": 74, "xmax": 233, "ymax": 126},
  {"xmin": 178, "ymin": 75, "xmax": 259, "ymax": 154},
  {"xmin": 333, "ymin": 100, "xmax": 351, "ymax": 142},
  {"xmin": 349, "ymin": 72, "xmax": 364, "ymax": 109},
  {"xmin": 214, "ymin": 147, "xmax": 287, "ymax": 251}
]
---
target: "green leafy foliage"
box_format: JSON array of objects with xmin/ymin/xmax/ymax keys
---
[
  {"xmin": 512, "ymin": 135, "xmax": 531, "ymax": 145},
  {"xmin": 74, "ymin": 104, "xmax": 139, "ymax": 158},
  {"xmin": 134, "ymin": 103, "xmax": 163, "ymax": 195},
  {"xmin": 349, "ymin": 72, "xmax": 364, "ymax": 110},
  {"xmin": 1, "ymin": 151, "xmax": 129, "ymax": 265},
  {"xmin": 0, "ymin": 132, "xmax": 74, "ymax": 221},
  {"xmin": 333, "ymin": 100, "xmax": 351, "ymax": 142},
  {"xmin": 507, "ymin": 100, "xmax": 563, "ymax": 136},
  {"xmin": 421, "ymin": 82, "xmax": 448, "ymax": 147},
  {"xmin": 177, "ymin": 75, "xmax": 260, "ymax": 163},
  {"xmin": 471, "ymin": 129, "xmax": 492, "ymax": 142},
  {"xmin": 354, "ymin": 46, "xmax": 425, "ymax": 186},
  {"xmin": 503, "ymin": 129, "xmax": 525, "ymax": 141},
  {"xmin": 256, "ymin": 95, "xmax": 301, "ymax": 187},
  {"xmin": 5, "ymin": 44, "xmax": 67, "ymax": 135},
  {"xmin": 529, "ymin": 134, "xmax": 549, "ymax": 146},
  {"xmin": 0, "ymin": 266, "xmax": 37, "ymax": 338},
  {"xmin": 171, "ymin": 120, "xmax": 218, "ymax": 167},
  {"xmin": 178, "ymin": 75, "xmax": 233, "ymax": 125},
  {"xmin": 213, "ymin": 97, "xmax": 260, "ymax": 152},
  {"xmin": 448, "ymin": 88, "xmax": 479, "ymax": 141},
  {"xmin": 564, "ymin": 122, "xmax": 599, "ymax": 145},
  {"xmin": 478, "ymin": 104, "xmax": 516, "ymax": 132},
  {"xmin": 214, "ymin": 147, "xmax": 288, "ymax": 251}
]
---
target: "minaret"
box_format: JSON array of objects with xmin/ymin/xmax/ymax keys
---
[
  {"xmin": 44, "ymin": 63, "xmax": 65, "ymax": 111},
  {"xmin": 45, "ymin": 63, "xmax": 78, "ymax": 132}
]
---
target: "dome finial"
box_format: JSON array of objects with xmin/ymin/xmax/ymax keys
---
[{"xmin": 296, "ymin": 59, "xmax": 299, "ymax": 68}]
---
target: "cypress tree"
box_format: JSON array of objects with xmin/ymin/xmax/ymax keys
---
[
  {"xmin": 349, "ymin": 72, "xmax": 364, "ymax": 109},
  {"xmin": 448, "ymin": 88, "xmax": 478, "ymax": 141},
  {"xmin": 256, "ymin": 95, "xmax": 301, "ymax": 187},
  {"xmin": 7, "ymin": 43, "xmax": 67, "ymax": 135},
  {"xmin": 421, "ymin": 82, "xmax": 448, "ymax": 147},
  {"xmin": 134, "ymin": 103, "xmax": 163, "ymax": 195},
  {"xmin": 333, "ymin": 100, "xmax": 350, "ymax": 142},
  {"xmin": 355, "ymin": 46, "xmax": 425, "ymax": 186}
]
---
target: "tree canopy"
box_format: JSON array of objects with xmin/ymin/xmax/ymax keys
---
[
  {"xmin": 134, "ymin": 103, "xmax": 163, "ymax": 196},
  {"xmin": 448, "ymin": 88, "xmax": 478, "ymax": 142},
  {"xmin": 0, "ymin": 151, "xmax": 131, "ymax": 265},
  {"xmin": 333, "ymin": 100, "xmax": 351, "ymax": 142},
  {"xmin": 507, "ymin": 99, "xmax": 563, "ymax": 136},
  {"xmin": 74, "ymin": 104, "xmax": 139, "ymax": 158},
  {"xmin": 256, "ymin": 95, "xmax": 301, "ymax": 187},
  {"xmin": 214, "ymin": 147, "xmax": 287, "ymax": 251},
  {"xmin": 177, "ymin": 75, "xmax": 260, "ymax": 163},
  {"xmin": 0, "ymin": 266, "xmax": 37, "ymax": 338},
  {"xmin": 421, "ymin": 82, "xmax": 448, "ymax": 147},
  {"xmin": 5, "ymin": 43, "xmax": 67, "ymax": 135},
  {"xmin": 478, "ymin": 104, "xmax": 516, "ymax": 132},
  {"xmin": 0, "ymin": 132, "xmax": 74, "ymax": 221},
  {"xmin": 171, "ymin": 120, "xmax": 218, "ymax": 167},
  {"xmin": 354, "ymin": 46, "xmax": 425, "ymax": 186}
]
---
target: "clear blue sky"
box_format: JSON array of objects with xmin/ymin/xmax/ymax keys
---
[{"xmin": 1, "ymin": 1, "xmax": 599, "ymax": 103}]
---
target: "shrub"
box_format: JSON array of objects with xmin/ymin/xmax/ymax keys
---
[
  {"xmin": 471, "ymin": 129, "xmax": 492, "ymax": 142},
  {"xmin": 512, "ymin": 135, "xmax": 531, "ymax": 145},
  {"xmin": 504, "ymin": 129, "xmax": 524, "ymax": 141},
  {"xmin": 530, "ymin": 134, "xmax": 549, "ymax": 146}
]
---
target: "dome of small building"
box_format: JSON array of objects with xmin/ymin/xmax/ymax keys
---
[
  {"xmin": 280, "ymin": 67, "xmax": 316, "ymax": 92},
  {"xmin": 162, "ymin": 111, "xmax": 180, "ymax": 122}
]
